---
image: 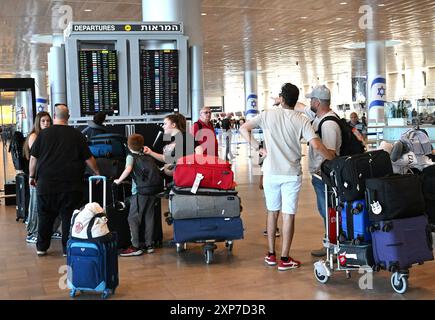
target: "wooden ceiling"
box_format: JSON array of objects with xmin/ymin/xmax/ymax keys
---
[{"xmin": 0, "ymin": 0, "xmax": 434, "ymax": 100}]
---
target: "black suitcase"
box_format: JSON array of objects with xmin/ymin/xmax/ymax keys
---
[
  {"xmin": 106, "ymin": 183, "xmax": 132, "ymax": 249},
  {"xmin": 421, "ymin": 165, "xmax": 435, "ymax": 225},
  {"xmin": 15, "ymin": 174, "xmax": 29, "ymax": 222},
  {"xmin": 366, "ymin": 174, "xmax": 425, "ymax": 222},
  {"xmin": 324, "ymin": 150, "xmax": 393, "ymax": 201},
  {"xmin": 337, "ymin": 242, "xmax": 375, "ymax": 268}
]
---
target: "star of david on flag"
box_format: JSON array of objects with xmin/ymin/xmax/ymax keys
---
[{"xmin": 369, "ymin": 76, "xmax": 386, "ymax": 110}]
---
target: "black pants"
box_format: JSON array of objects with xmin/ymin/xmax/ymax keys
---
[{"xmin": 36, "ymin": 191, "xmax": 83, "ymax": 254}]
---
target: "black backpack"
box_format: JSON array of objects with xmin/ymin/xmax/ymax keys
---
[
  {"xmin": 317, "ymin": 114, "xmax": 365, "ymax": 156},
  {"xmin": 8, "ymin": 131, "xmax": 27, "ymax": 171},
  {"xmin": 131, "ymin": 153, "xmax": 164, "ymax": 195}
]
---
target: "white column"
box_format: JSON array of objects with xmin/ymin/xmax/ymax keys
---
[{"xmin": 48, "ymin": 34, "xmax": 67, "ymax": 113}]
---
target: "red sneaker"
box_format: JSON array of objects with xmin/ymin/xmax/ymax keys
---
[
  {"xmin": 278, "ymin": 257, "xmax": 301, "ymax": 271},
  {"xmin": 264, "ymin": 253, "xmax": 277, "ymax": 266},
  {"xmin": 120, "ymin": 246, "xmax": 143, "ymax": 257}
]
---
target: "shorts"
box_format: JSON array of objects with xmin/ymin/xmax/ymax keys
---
[{"xmin": 263, "ymin": 175, "xmax": 302, "ymax": 214}]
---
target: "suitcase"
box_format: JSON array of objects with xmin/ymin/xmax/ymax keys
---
[
  {"xmin": 106, "ymin": 183, "xmax": 131, "ymax": 249},
  {"xmin": 67, "ymin": 176, "xmax": 119, "ymax": 299},
  {"xmin": 169, "ymin": 187, "xmax": 241, "ymax": 220},
  {"xmin": 89, "ymin": 133, "xmax": 127, "ymax": 159},
  {"xmin": 173, "ymin": 155, "xmax": 236, "ymax": 190},
  {"xmin": 67, "ymin": 233, "xmax": 119, "ymax": 299},
  {"xmin": 323, "ymin": 150, "xmax": 393, "ymax": 201},
  {"xmin": 4, "ymin": 181, "xmax": 16, "ymax": 206},
  {"xmin": 173, "ymin": 217, "xmax": 244, "ymax": 243},
  {"xmin": 327, "ymin": 207, "xmax": 341, "ymax": 245},
  {"xmin": 366, "ymin": 174, "xmax": 425, "ymax": 222},
  {"xmin": 337, "ymin": 242, "xmax": 375, "ymax": 268},
  {"xmin": 340, "ymin": 200, "xmax": 371, "ymax": 242},
  {"xmin": 370, "ymin": 215, "xmax": 434, "ymax": 271},
  {"xmin": 421, "ymin": 165, "xmax": 435, "ymax": 224},
  {"xmin": 15, "ymin": 173, "xmax": 29, "ymax": 222}
]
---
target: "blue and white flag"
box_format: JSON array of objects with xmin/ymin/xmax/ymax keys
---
[
  {"xmin": 368, "ymin": 76, "xmax": 386, "ymax": 123},
  {"xmin": 245, "ymin": 94, "xmax": 259, "ymax": 120}
]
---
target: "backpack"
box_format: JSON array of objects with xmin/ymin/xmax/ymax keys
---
[
  {"xmin": 88, "ymin": 133, "xmax": 128, "ymax": 159},
  {"xmin": 400, "ymin": 128, "xmax": 432, "ymax": 156},
  {"xmin": 317, "ymin": 114, "xmax": 366, "ymax": 156},
  {"xmin": 8, "ymin": 131, "xmax": 27, "ymax": 171},
  {"xmin": 131, "ymin": 153, "xmax": 164, "ymax": 195}
]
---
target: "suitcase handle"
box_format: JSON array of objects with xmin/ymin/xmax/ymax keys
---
[
  {"xmin": 89, "ymin": 176, "xmax": 106, "ymax": 209},
  {"xmin": 200, "ymin": 225, "xmax": 218, "ymax": 232}
]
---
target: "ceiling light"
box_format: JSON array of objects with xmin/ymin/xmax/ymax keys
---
[
  {"xmin": 201, "ymin": 13, "xmax": 207, "ymax": 16},
  {"xmin": 84, "ymin": 9, "xmax": 92, "ymax": 12},
  {"xmin": 378, "ymin": 4, "xmax": 385, "ymax": 6},
  {"xmin": 273, "ymin": 38, "xmax": 279, "ymax": 41},
  {"xmin": 336, "ymin": 17, "xmax": 343, "ymax": 21},
  {"xmin": 340, "ymin": 2, "xmax": 348, "ymax": 4},
  {"xmin": 300, "ymin": 17, "xmax": 307, "ymax": 19},
  {"xmin": 269, "ymin": 28, "xmax": 275, "ymax": 31},
  {"xmin": 342, "ymin": 39, "xmax": 402, "ymax": 49}
]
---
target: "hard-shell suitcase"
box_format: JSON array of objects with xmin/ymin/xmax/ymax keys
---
[
  {"xmin": 327, "ymin": 207, "xmax": 341, "ymax": 244},
  {"xmin": 366, "ymin": 174, "xmax": 425, "ymax": 222},
  {"xmin": 67, "ymin": 233, "xmax": 119, "ymax": 299},
  {"xmin": 340, "ymin": 200, "xmax": 371, "ymax": 242},
  {"xmin": 169, "ymin": 187, "xmax": 241, "ymax": 220},
  {"xmin": 15, "ymin": 173, "xmax": 29, "ymax": 222},
  {"xmin": 173, "ymin": 155, "xmax": 236, "ymax": 190},
  {"xmin": 173, "ymin": 217, "xmax": 244, "ymax": 243},
  {"xmin": 67, "ymin": 176, "xmax": 119, "ymax": 299},
  {"xmin": 370, "ymin": 215, "xmax": 434, "ymax": 271},
  {"xmin": 323, "ymin": 150, "xmax": 393, "ymax": 201},
  {"xmin": 337, "ymin": 242, "xmax": 375, "ymax": 268}
]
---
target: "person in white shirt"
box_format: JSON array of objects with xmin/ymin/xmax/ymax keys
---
[{"xmin": 240, "ymin": 83, "xmax": 333, "ymax": 271}]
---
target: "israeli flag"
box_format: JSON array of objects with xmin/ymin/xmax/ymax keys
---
[
  {"xmin": 368, "ymin": 76, "xmax": 386, "ymax": 123},
  {"xmin": 245, "ymin": 94, "xmax": 259, "ymax": 120}
]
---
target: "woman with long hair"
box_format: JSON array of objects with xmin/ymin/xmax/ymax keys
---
[{"xmin": 24, "ymin": 112, "xmax": 62, "ymax": 243}]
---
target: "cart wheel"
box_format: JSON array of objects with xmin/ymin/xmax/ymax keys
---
[
  {"xmin": 346, "ymin": 271, "xmax": 351, "ymax": 279},
  {"xmin": 176, "ymin": 243, "xmax": 184, "ymax": 253},
  {"xmin": 354, "ymin": 238, "xmax": 361, "ymax": 246},
  {"xmin": 225, "ymin": 241, "xmax": 233, "ymax": 252},
  {"xmin": 102, "ymin": 290, "xmax": 110, "ymax": 299},
  {"xmin": 314, "ymin": 267, "xmax": 329, "ymax": 284},
  {"xmin": 70, "ymin": 289, "xmax": 76, "ymax": 298},
  {"xmin": 205, "ymin": 249, "xmax": 213, "ymax": 264},
  {"xmin": 391, "ymin": 272, "xmax": 408, "ymax": 294},
  {"xmin": 338, "ymin": 233, "xmax": 347, "ymax": 242}
]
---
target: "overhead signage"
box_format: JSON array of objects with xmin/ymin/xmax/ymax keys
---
[{"xmin": 67, "ymin": 23, "xmax": 183, "ymax": 35}]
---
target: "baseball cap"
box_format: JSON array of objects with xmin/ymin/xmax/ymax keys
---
[{"xmin": 305, "ymin": 85, "xmax": 331, "ymax": 100}]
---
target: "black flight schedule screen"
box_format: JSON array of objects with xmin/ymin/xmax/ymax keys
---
[
  {"xmin": 78, "ymin": 49, "xmax": 119, "ymax": 116},
  {"xmin": 140, "ymin": 50, "xmax": 179, "ymax": 113}
]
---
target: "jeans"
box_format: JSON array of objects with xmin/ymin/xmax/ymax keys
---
[{"xmin": 311, "ymin": 175, "xmax": 326, "ymax": 229}]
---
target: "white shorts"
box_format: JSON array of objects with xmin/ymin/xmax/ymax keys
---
[{"xmin": 263, "ymin": 175, "xmax": 302, "ymax": 214}]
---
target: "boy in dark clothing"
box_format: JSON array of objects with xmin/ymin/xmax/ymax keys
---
[
  {"xmin": 114, "ymin": 134, "xmax": 162, "ymax": 256},
  {"xmin": 81, "ymin": 111, "xmax": 107, "ymax": 140}
]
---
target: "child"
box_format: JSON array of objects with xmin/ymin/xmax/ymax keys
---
[{"xmin": 114, "ymin": 134, "xmax": 163, "ymax": 257}]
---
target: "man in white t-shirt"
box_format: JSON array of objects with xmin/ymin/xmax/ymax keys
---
[
  {"xmin": 240, "ymin": 83, "xmax": 333, "ymax": 271},
  {"xmin": 295, "ymin": 85, "xmax": 341, "ymax": 257}
]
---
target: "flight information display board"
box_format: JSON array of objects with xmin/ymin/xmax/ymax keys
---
[
  {"xmin": 78, "ymin": 49, "xmax": 119, "ymax": 116},
  {"xmin": 140, "ymin": 50, "xmax": 179, "ymax": 113}
]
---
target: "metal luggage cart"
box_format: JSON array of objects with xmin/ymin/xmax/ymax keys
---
[
  {"xmin": 313, "ymin": 181, "xmax": 410, "ymax": 294},
  {"xmin": 175, "ymin": 239, "xmax": 234, "ymax": 264}
]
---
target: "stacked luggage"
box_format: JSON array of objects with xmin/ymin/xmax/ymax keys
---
[
  {"xmin": 315, "ymin": 149, "xmax": 434, "ymax": 293},
  {"xmin": 169, "ymin": 155, "xmax": 244, "ymax": 264}
]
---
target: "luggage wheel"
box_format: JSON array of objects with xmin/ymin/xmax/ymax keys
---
[
  {"xmin": 345, "ymin": 270, "xmax": 351, "ymax": 279},
  {"xmin": 69, "ymin": 289, "xmax": 76, "ymax": 298},
  {"xmin": 102, "ymin": 290, "xmax": 110, "ymax": 299},
  {"xmin": 176, "ymin": 243, "xmax": 186, "ymax": 253},
  {"xmin": 225, "ymin": 241, "xmax": 233, "ymax": 252},
  {"xmin": 205, "ymin": 249, "xmax": 214, "ymax": 264},
  {"xmin": 391, "ymin": 272, "xmax": 408, "ymax": 294}
]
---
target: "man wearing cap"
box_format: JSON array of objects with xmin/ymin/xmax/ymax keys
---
[
  {"xmin": 240, "ymin": 83, "xmax": 333, "ymax": 271},
  {"xmin": 295, "ymin": 85, "xmax": 341, "ymax": 257}
]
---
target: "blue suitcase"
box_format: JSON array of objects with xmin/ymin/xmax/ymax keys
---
[
  {"xmin": 173, "ymin": 217, "xmax": 244, "ymax": 243},
  {"xmin": 370, "ymin": 215, "xmax": 434, "ymax": 271},
  {"xmin": 67, "ymin": 233, "xmax": 119, "ymax": 299},
  {"xmin": 340, "ymin": 200, "xmax": 371, "ymax": 243},
  {"xmin": 89, "ymin": 133, "xmax": 127, "ymax": 159}
]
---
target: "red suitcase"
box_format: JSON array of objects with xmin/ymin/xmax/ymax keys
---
[{"xmin": 174, "ymin": 155, "xmax": 236, "ymax": 190}]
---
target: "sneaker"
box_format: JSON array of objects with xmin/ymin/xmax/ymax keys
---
[
  {"xmin": 51, "ymin": 232, "xmax": 62, "ymax": 240},
  {"xmin": 263, "ymin": 228, "xmax": 280, "ymax": 237},
  {"xmin": 120, "ymin": 246, "xmax": 143, "ymax": 257},
  {"xmin": 311, "ymin": 247, "xmax": 327, "ymax": 257},
  {"xmin": 145, "ymin": 246, "xmax": 155, "ymax": 254},
  {"xmin": 36, "ymin": 250, "xmax": 47, "ymax": 256},
  {"xmin": 278, "ymin": 257, "xmax": 301, "ymax": 271},
  {"xmin": 26, "ymin": 235, "xmax": 37, "ymax": 244},
  {"xmin": 264, "ymin": 253, "xmax": 277, "ymax": 266}
]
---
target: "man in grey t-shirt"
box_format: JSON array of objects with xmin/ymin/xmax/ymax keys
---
[
  {"xmin": 295, "ymin": 85, "xmax": 341, "ymax": 257},
  {"xmin": 240, "ymin": 83, "xmax": 333, "ymax": 271}
]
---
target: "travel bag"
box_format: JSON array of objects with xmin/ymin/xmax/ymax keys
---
[
  {"xmin": 173, "ymin": 155, "xmax": 236, "ymax": 190},
  {"xmin": 169, "ymin": 187, "xmax": 241, "ymax": 220},
  {"xmin": 365, "ymin": 174, "xmax": 425, "ymax": 222},
  {"xmin": 173, "ymin": 217, "xmax": 244, "ymax": 243},
  {"xmin": 370, "ymin": 215, "xmax": 434, "ymax": 271},
  {"xmin": 421, "ymin": 165, "xmax": 435, "ymax": 224},
  {"xmin": 337, "ymin": 242, "xmax": 375, "ymax": 268},
  {"xmin": 15, "ymin": 173, "xmax": 29, "ymax": 222}
]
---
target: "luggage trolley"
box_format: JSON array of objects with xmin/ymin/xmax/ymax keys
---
[
  {"xmin": 313, "ymin": 181, "xmax": 373, "ymax": 287},
  {"xmin": 174, "ymin": 239, "xmax": 235, "ymax": 264}
]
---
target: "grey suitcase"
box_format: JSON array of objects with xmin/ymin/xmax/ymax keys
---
[{"xmin": 169, "ymin": 187, "xmax": 241, "ymax": 220}]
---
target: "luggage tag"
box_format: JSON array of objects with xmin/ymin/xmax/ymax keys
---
[
  {"xmin": 191, "ymin": 173, "xmax": 204, "ymax": 194},
  {"xmin": 370, "ymin": 201, "xmax": 382, "ymax": 215}
]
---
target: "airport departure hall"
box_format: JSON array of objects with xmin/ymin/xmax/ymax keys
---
[{"xmin": 0, "ymin": 0, "xmax": 435, "ymax": 303}]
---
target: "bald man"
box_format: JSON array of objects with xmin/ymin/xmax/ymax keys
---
[{"xmin": 29, "ymin": 104, "xmax": 100, "ymax": 257}]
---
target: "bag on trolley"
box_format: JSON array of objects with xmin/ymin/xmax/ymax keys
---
[
  {"xmin": 67, "ymin": 176, "xmax": 119, "ymax": 299},
  {"xmin": 173, "ymin": 155, "xmax": 236, "ymax": 190},
  {"xmin": 169, "ymin": 187, "xmax": 241, "ymax": 220},
  {"xmin": 366, "ymin": 174, "xmax": 426, "ymax": 222},
  {"xmin": 421, "ymin": 165, "xmax": 435, "ymax": 225},
  {"xmin": 173, "ymin": 217, "xmax": 244, "ymax": 243},
  {"xmin": 337, "ymin": 242, "xmax": 375, "ymax": 268},
  {"xmin": 340, "ymin": 199, "xmax": 371, "ymax": 242},
  {"xmin": 370, "ymin": 215, "xmax": 434, "ymax": 271}
]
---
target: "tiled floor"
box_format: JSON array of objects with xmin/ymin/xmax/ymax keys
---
[{"xmin": 0, "ymin": 138, "xmax": 434, "ymax": 300}]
